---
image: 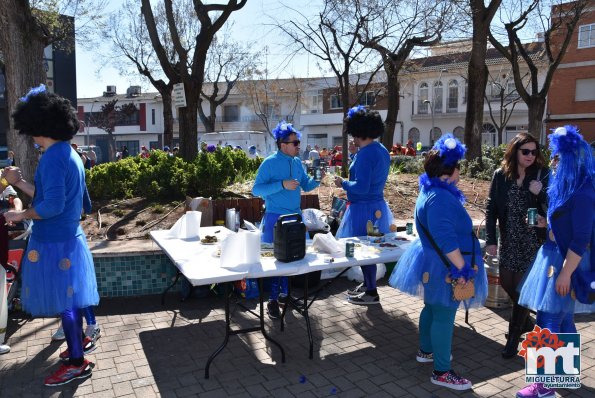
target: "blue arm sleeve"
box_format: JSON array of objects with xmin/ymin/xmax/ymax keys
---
[
  {"xmin": 568, "ymin": 190, "xmax": 593, "ymax": 257},
  {"xmin": 341, "ymin": 152, "xmax": 372, "ymax": 195},
  {"xmin": 426, "ymin": 194, "xmax": 459, "ymax": 254},
  {"xmin": 34, "ymin": 157, "xmax": 66, "ymax": 219},
  {"xmin": 252, "ymin": 160, "xmax": 284, "ymax": 197}
]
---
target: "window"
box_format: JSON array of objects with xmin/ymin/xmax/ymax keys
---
[
  {"xmin": 330, "ymin": 94, "xmax": 342, "ymax": 109},
  {"xmin": 116, "ymin": 140, "xmax": 140, "ymax": 156},
  {"xmin": 575, "ymin": 78, "xmax": 595, "ymax": 101},
  {"xmin": 332, "ymin": 136, "xmax": 343, "ymax": 147},
  {"xmin": 430, "ymin": 127, "xmax": 442, "ymax": 144},
  {"xmin": 463, "ymin": 80, "xmax": 468, "ymax": 104},
  {"xmin": 151, "ymin": 109, "xmax": 156, "ymax": 125},
  {"xmin": 447, "ymin": 80, "xmax": 458, "ymax": 112},
  {"xmin": 149, "ymin": 141, "xmax": 159, "ymax": 150},
  {"xmin": 418, "ymin": 83, "xmax": 429, "ymax": 114},
  {"xmin": 118, "ymin": 108, "xmax": 140, "ymax": 126},
  {"xmin": 307, "ymin": 133, "xmax": 327, "ymax": 148},
  {"xmin": 361, "ymin": 91, "xmax": 375, "ymax": 106},
  {"xmin": 408, "ymin": 128, "xmax": 420, "ymax": 144},
  {"xmin": 453, "ymin": 126, "xmax": 464, "ymax": 141},
  {"xmin": 223, "ymin": 105, "xmax": 239, "ymax": 122},
  {"xmin": 433, "ymin": 81, "xmax": 443, "ymax": 112},
  {"xmin": 303, "ymin": 90, "xmax": 323, "ymax": 114},
  {"xmin": 482, "ymin": 123, "xmax": 496, "ymax": 146},
  {"xmin": 507, "ymin": 80, "xmax": 519, "ymax": 98},
  {"xmin": 578, "ymin": 23, "xmax": 595, "ymax": 48}
]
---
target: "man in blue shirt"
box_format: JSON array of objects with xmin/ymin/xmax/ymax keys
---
[{"xmin": 253, "ymin": 121, "xmax": 322, "ymax": 318}]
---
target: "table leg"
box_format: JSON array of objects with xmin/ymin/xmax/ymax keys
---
[
  {"xmin": 161, "ymin": 271, "xmax": 182, "ymax": 305},
  {"xmin": 204, "ymin": 280, "xmax": 286, "ymax": 379},
  {"xmin": 258, "ymin": 278, "xmax": 285, "ymax": 363},
  {"xmin": 204, "ymin": 282, "xmax": 232, "ymax": 379}
]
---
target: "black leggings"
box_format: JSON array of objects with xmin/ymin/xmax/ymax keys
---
[{"xmin": 499, "ymin": 267, "xmax": 525, "ymax": 304}]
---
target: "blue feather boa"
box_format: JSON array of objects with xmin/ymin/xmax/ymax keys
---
[{"xmin": 419, "ymin": 173, "xmax": 466, "ymax": 204}]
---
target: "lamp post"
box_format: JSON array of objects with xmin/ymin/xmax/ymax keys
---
[
  {"xmin": 423, "ymin": 99, "xmax": 435, "ymax": 143},
  {"xmin": 87, "ymin": 100, "xmax": 99, "ymax": 147}
]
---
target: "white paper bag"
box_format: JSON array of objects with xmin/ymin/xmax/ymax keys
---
[
  {"xmin": 220, "ymin": 229, "xmax": 262, "ymax": 270},
  {"xmin": 168, "ymin": 211, "xmax": 202, "ymax": 239}
]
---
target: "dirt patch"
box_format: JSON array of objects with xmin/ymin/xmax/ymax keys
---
[{"xmin": 82, "ymin": 173, "xmax": 490, "ymax": 241}]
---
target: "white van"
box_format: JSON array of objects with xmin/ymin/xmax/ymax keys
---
[{"xmin": 199, "ymin": 131, "xmax": 273, "ymax": 156}]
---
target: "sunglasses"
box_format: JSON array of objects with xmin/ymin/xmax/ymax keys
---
[
  {"xmin": 281, "ymin": 140, "xmax": 300, "ymax": 147},
  {"xmin": 519, "ymin": 148, "xmax": 538, "ymax": 156}
]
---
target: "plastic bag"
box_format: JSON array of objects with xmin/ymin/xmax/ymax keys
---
[
  {"xmin": 302, "ymin": 208, "xmax": 330, "ymax": 232},
  {"xmin": 346, "ymin": 263, "xmax": 387, "ymax": 282},
  {"xmin": 312, "ymin": 232, "xmax": 343, "ymax": 256}
]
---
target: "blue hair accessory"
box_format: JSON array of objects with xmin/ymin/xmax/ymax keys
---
[
  {"xmin": 419, "ymin": 173, "xmax": 466, "ymax": 204},
  {"xmin": 206, "ymin": 144, "xmax": 216, "ymax": 153},
  {"xmin": 19, "ymin": 84, "xmax": 47, "ymax": 103},
  {"xmin": 346, "ymin": 105, "xmax": 366, "ymax": 119},
  {"xmin": 272, "ymin": 120, "xmax": 301, "ymax": 141},
  {"xmin": 449, "ymin": 263, "xmax": 476, "ymax": 282},
  {"xmin": 548, "ymin": 125, "xmax": 583, "ymax": 157},
  {"xmin": 432, "ymin": 133, "xmax": 466, "ymax": 166}
]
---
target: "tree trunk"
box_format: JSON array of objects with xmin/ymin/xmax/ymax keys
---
[
  {"xmin": 161, "ymin": 92, "xmax": 174, "ymax": 149},
  {"xmin": 0, "ymin": 1, "xmax": 45, "ymax": 188},
  {"xmin": 178, "ymin": 88, "xmax": 199, "ymax": 161},
  {"xmin": 383, "ymin": 65, "xmax": 400, "ymax": 149},
  {"xmin": 197, "ymin": 98, "xmax": 215, "ymax": 134},
  {"xmin": 464, "ymin": 28, "xmax": 489, "ymax": 161},
  {"xmin": 527, "ymin": 97, "xmax": 546, "ymax": 142}
]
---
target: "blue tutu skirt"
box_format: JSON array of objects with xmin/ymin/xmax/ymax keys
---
[
  {"xmin": 519, "ymin": 243, "xmax": 593, "ymax": 315},
  {"xmin": 21, "ymin": 232, "xmax": 100, "ymax": 317},
  {"xmin": 336, "ymin": 199, "xmax": 393, "ymax": 238},
  {"xmin": 389, "ymin": 238, "xmax": 488, "ymax": 309}
]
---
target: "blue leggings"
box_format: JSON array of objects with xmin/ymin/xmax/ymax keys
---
[
  {"xmin": 419, "ymin": 303, "xmax": 457, "ymax": 372},
  {"xmin": 362, "ymin": 264, "xmax": 377, "ymax": 291},
  {"xmin": 82, "ymin": 306, "xmax": 96, "ymax": 326},
  {"xmin": 536, "ymin": 311, "xmax": 576, "ymax": 333},
  {"xmin": 62, "ymin": 308, "xmax": 84, "ymax": 361}
]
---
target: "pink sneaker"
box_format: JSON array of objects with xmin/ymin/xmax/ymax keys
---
[
  {"xmin": 516, "ymin": 383, "xmax": 555, "ymax": 398},
  {"xmin": 430, "ymin": 370, "xmax": 472, "ymax": 391}
]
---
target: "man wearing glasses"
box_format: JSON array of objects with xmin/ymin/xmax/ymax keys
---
[{"xmin": 253, "ymin": 121, "xmax": 323, "ymax": 319}]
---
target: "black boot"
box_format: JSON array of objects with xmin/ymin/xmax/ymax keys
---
[{"xmin": 502, "ymin": 304, "xmax": 530, "ymax": 359}]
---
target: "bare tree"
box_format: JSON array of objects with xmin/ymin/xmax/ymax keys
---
[
  {"xmin": 280, "ymin": 0, "xmax": 382, "ymax": 175},
  {"xmin": 355, "ymin": 0, "xmax": 454, "ymax": 149},
  {"xmin": 485, "ymin": 68, "xmax": 524, "ymax": 145},
  {"xmin": 0, "ymin": 0, "xmax": 107, "ymax": 181},
  {"xmin": 140, "ymin": 0, "xmax": 247, "ymax": 161},
  {"xmin": 106, "ymin": 0, "xmax": 196, "ymax": 149},
  {"xmin": 464, "ymin": 0, "xmax": 502, "ymax": 161},
  {"xmin": 489, "ymin": 0, "xmax": 588, "ymax": 142},
  {"xmin": 199, "ymin": 25, "xmax": 257, "ymax": 134}
]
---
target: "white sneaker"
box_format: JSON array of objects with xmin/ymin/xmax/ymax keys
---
[
  {"xmin": 0, "ymin": 344, "xmax": 10, "ymax": 354},
  {"xmin": 85, "ymin": 324, "xmax": 101, "ymax": 343},
  {"xmin": 51, "ymin": 327, "xmax": 66, "ymax": 341}
]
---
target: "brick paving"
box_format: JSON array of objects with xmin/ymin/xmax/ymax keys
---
[{"xmin": 0, "ymin": 278, "xmax": 593, "ymax": 397}]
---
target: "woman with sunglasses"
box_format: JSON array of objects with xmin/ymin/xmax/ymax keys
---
[
  {"xmin": 333, "ymin": 105, "xmax": 393, "ymax": 305},
  {"xmin": 485, "ymin": 132, "xmax": 549, "ymax": 358},
  {"xmin": 253, "ymin": 121, "xmax": 321, "ymax": 319},
  {"xmin": 516, "ymin": 126, "xmax": 594, "ymax": 398}
]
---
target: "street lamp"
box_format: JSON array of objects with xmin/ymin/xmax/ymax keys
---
[
  {"xmin": 87, "ymin": 99, "xmax": 99, "ymax": 146},
  {"xmin": 423, "ymin": 99, "xmax": 435, "ymax": 143}
]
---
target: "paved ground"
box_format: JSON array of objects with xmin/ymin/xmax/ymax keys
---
[{"xmin": 0, "ymin": 278, "xmax": 593, "ymax": 398}]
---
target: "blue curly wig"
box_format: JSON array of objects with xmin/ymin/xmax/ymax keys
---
[
  {"xmin": 19, "ymin": 84, "xmax": 47, "ymax": 103},
  {"xmin": 432, "ymin": 133, "xmax": 466, "ymax": 166},
  {"xmin": 346, "ymin": 105, "xmax": 366, "ymax": 119},
  {"xmin": 272, "ymin": 121, "xmax": 301, "ymax": 142},
  {"xmin": 547, "ymin": 125, "xmax": 594, "ymax": 218}
]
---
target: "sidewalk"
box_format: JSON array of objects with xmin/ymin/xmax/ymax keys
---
[{"xmin": 0, "ymin": 278, "xmax": 593, "ymax": 397}]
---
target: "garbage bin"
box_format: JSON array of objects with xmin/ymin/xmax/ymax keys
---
[{"xmin": 484, "ymin": 254, "xmax": 512, "ymax": 308}]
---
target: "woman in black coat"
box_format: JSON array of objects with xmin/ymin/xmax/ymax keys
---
[{"xmin": 485, "ymin": 132, "xmax": 548, "ymax": 358}]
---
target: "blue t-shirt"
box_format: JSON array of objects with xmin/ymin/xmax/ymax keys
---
[
  {"xmin": 32, "ymin": 141, "xmax": 90, "ymax": 242},
  {"xmin": 341, "ymin": 141, "xmax": 390, "ymax": 203}
]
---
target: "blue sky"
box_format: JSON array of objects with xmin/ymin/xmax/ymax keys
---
[{"xmin": 75, "ymin": 0, "xmax": 321, "ymax": 98}]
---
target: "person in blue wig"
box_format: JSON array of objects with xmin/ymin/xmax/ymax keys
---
[
  {"xmin": 333, "ymin": 105, "xmax": 393, "ymax": 305},
  {"xmin": 388, "ymin": 133, "xmax": 487, "ymax": 391},
  {"xmin": 3, "ymin": 84, "xmax": 99, "ymax": 386},
  {"xmin": 516, "ymin": 126, "xmax": 594, "ymax": 398},
  {"xmin": 252, "ymin": 121, "xmax": 322, "ymax": 319}
]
